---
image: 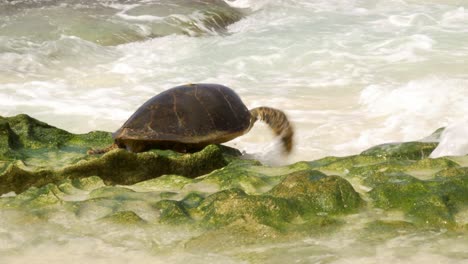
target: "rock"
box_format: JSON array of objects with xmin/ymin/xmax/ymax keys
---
[
  {"xmin": 368, "ymin": 174, "xmax": 455, "ymax": 227},
  {"xmin": 194, "ymin": 188, "xmax": 298, "ymax": 230},
  {"xmin": 360, "ymin": 141, "xmax": 439, "ymax": 160},
  {"xmin": 4, "ymin": 0, "xmax": 245, "ymax": 46},
  {"xmin": 61, "ymin": 144, "xmax": 231, "ymax": 185},
  {"xmin": 0, "ymin": 114, "xmax": 238, "ymax": 195},
  {"xmin": 154, "ymin": 199, "xmax": 192, "ymax": 224},
  {"xmin": 268, "ymin": 170, "xmax": 364, "ymax": 215},
  {"xmin": 348, "ymin": 157, "xmax": 458, "ymax": 178},
  {"xmin": 0, "ymin": 164, "xmax": 59, "ymax": 196},
  {"xmin": 1, "ymin": 114, "xmax": 468, "ymax": 244},
  {"xmin": 0, "ymin": 114, "xmax": 112, "ymax": 163},
  {"xmin": 132, "ymin": 175, "xmax": 195, "ymax": 191},
  {"xmin": 101, "ymin": 211, "xmax": 146, "ymax": 225},
  {"xmin": 200, "ymin": 159, "xmax": 281, "ymax": 194},
  {"xmin": 185, "ymin": 220, "xmax": 282, "ymax": 251},
  {"xmin": 311, "ymin": 155, "xmax": 385, "ymax": 174}
]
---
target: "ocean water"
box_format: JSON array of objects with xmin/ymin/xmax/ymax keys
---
[
  {"xmin": 1, "ymin": 0, "xmax": 468, "ymax": 163},
  {"xmin": 1, "ymin": 0, "xmax": 468, "ymax": 263}
]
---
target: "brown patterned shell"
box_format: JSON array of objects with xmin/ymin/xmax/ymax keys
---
[{"xmin": 113, "ymin": 83, "xmax": 252, "ymax": 144}]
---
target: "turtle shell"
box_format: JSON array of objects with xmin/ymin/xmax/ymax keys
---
[{"xmin": 113, "ymin": 83, "xmax": 252, "ymax": 145}]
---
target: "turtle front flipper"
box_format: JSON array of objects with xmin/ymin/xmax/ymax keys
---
[
  {"xmin": 249, "ymin": 107, "xmax": 294, "ymax": 153},
  {"xmin": 87, "ymin": 143, "xmax": 119, "ymax": 155}
]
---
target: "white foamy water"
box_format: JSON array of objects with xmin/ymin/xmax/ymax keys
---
[
  {"xmin": 0, "ymin": 0, "xmax": 468, "ymax": 163},
  {"xmin": 1, "ymin": 0, "xmax": 468, "ymax": 262},
  {"xmin": 1, "ymin": 0, "xmax": 468, "ymax": 163}
]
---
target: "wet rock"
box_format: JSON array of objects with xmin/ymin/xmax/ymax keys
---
[
  {"xmin": 181, "ymin": 192, "xmax": 205, "ymax": 209},
  {"xmin": 61, "ymin": 144, "xmax": 230, "ymax": 185},
  {"xmin": 2, "ymin": 0, "xmax": 245, "ymax": 46},
  {"xmin": 0, "ymin": 165, "xmax": 59, "ymax": 196},
  {"xmin": 194, "ymin": 188, "xmax": 298, "ymax": 230},
  {"xmin": 311, "ymin": 155, "xmax": 386, "ymax": 175},
  {"xmin": 200, "ymin": 159, "xmax": 281, "ymax": 194},
  {"xmin": 369, "ymin": 175, "xmax": 460, "ymax": 227},
  {"xmin": 348, "ymin": 157, "xmax": 458, "ymax": 178},
  {"xmin": 0, "ymin": 114, "xmax": 111, "ymax": 162},
  {"xmin": 360, "ymin": 141, "xmax": 439, "ymax": 160},
  {"xmin": 101, "ymin": 210, "xmax": 146, "ymax": 225},
  {"xmin": 185, "ymin": 221, "xmax": 282, "ymax": 251},
  {"xmin": 268, "ymin": 170, "xmax": 364, "ymax": 215},
  {"xmin": 154, "ymin": 199, "xmax": 192, "ymax": 224},
  {"xmin": 132, "ymin": 175, "xmax": 195, "ymax": 191},
  {"xmin": 161, "ymin": 170, "xmax": 363, "ymax": 230},
  {"xmin": 1, "ymin": 114, "xmax": 468, "ymax": 240},
  {"xmin": 0, "ymin": 114, "xmax": 237, "ymax": 195}
]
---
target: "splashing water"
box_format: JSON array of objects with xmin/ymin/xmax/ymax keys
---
[
  {"xmin": 1, "ymin": 0, "xmax": 468, "ymax": 164},
  {"xmin": 1, "ymin": 0, "xmax": 468, "ymax": 263}
]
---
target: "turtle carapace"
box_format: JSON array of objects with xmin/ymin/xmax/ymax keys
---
[{"xmin": 88, "ymin": 83, "xmax": 294, "ymax": 154}]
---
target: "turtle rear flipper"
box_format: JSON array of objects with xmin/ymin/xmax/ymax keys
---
[{"xmin": 249, "ymin": 107, "xmax": 294, "ymax": 153}]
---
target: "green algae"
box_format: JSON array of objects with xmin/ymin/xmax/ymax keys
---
[
  {"xmin": 268, "ymin": 170, "xmax": 364, "ymax": 215},
  {"xmin": 61, "ymin": 144, "xmax": 231, "ymax": 186},
  {"xmin": 154, "ymin": 169, "xmax": 362, "ymax": 233},
  {"xmin": 131, "ymin": 175, "xmax": 195, "ymax": 191},
  {"xmin": 199, "ymin": 159, "xmax": 283, "ymax": 194},
  {"xmin": 101, "ymin": 210, "xmax": 147, "ymax": 225},
  {"xmin": 360, "ymin": 141, "xmax": 439, "ymax": 160},
  {"xmin": 154, "ymin": 199, "xmax": 193, "ymax": 224},
  {"xmin": 0, "ymin": 115, "xmax": 238, "ymax": 195},
  {"xmin": 0, "ymin": 114, "xmax": 111, "ymax": 154},
  {"xmin": 194, "ymin": 188, "xmax": 298, "ymax": 230}
]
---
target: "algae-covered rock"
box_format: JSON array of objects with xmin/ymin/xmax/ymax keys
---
[
  {"xmin": 154, "ymin": 199, "xmax": 192, "ymax": 224},
  {"xmin": 200, "ymin": 159, "xmax": 282, "ymax": 194},
  {"xmin": 368, "ymin": 174, "xmax": 455, "ymax": 227},
  {"xmin": 181, "ymin": 192, "xmax": 205, "ymax": 209},
  {"xmin": 185, "ymin": 221, "xmax": 283, "ymax": 251},
  {"xmin": 174, "ymin": 171, "xmax": 362, "ymax": 230},
  {"xmin": 268, "ymin": 170, "xmax": 364, "ymax": 215},
  {"xmin": 101, "ymin": 210, "xmax": 146, "ymax": 225},
  {"xmin": 348, "ymin": 157, "xmax": 459, "ymax": 178},
  {"xmin": 61, "ymin": 144, "xmax": 230, "ymax": 185},
  {"xmin": 0, "ymin": 114, "xmax": 111, "ymax": 153},
  {"xmin": 312, "ymin": 155, "xmax": 386, "ymax": 174},
  {"xmin": 0, "ymin": 114, "xmax": 238, "ymax": 195},
  {"xmin": 2, "ymin": 113, "xmax": 468, "ymax": 248},
  {"xmin": 1, "ymin": 183, "xmax": 63, "ymax": 209},
  {"xmin": 360, "ymin": 141, "xmax": 438, "ymax": 160},
  {"xmin": 195, "ymin": 188, "xmax": 298, "ymax": 229},
  {"xmin": 0, "ymin": 164, "xmax": 59, "ymax": 196},
  {"xmin": 132, "ymin": 174, "xmax": 195, "ymax": 191}
]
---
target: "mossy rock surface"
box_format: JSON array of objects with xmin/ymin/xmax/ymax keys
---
[
  {"xmin": 0, "ymin": 114, "xmax": 240, "ymax": 195},
  {"xmin": 1, "ymin": 115, "xmax": 468, "ymax": 248},
  {"xmin": 268, "ymin": 170, "xmax": 364, "ymax": 215},
  {"xmin": 360, "ymin": 141, "xmax": 439, "ymax": 160},
  {"xmin": 101, "ymin": 210, "xmax": 146, "ymax": 225}
]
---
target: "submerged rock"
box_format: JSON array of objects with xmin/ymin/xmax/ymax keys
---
[{"xmin": 2, "ymin": 0, "xmax": 245, "ymax": 46}]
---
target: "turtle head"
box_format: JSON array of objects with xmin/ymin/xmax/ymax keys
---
[{"xmin": 249, "ymin": 107, "xmax": 294, "ymax": 154}]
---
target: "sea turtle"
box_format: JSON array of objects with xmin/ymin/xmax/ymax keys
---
[{"xmin": 88, "ymin": 83, "xmax": 294, "ymax": 154}]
